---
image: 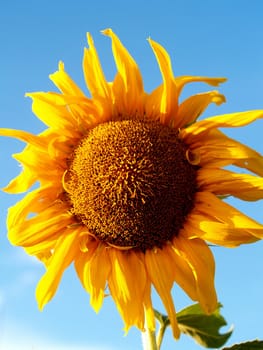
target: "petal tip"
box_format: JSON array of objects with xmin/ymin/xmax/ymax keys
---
[
  {"xmin": 58, "ymin": 61, "xmax": 64, "ymax": 71},
  {"xmin": 86, "ymin": 32, "xmax": 93, "ymax": 46},
  {"xmin": 101, "ymin": 28, "xmax": 113, "ymax": 37}
]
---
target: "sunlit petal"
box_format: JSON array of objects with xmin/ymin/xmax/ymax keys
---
[
  {"xmin": 173, "ymin": 234, "xmax": 217, "ymax": 313},
  {"xmin": 103, "ymin": 28, "xmax": 144, "ymax": 116},
  {"xmin": 108, "ymin": 249, "xmax": 147, "ymax": 332},
  {"xmin": 148, "ymin": 39, "xmax": 178, "ymax": 125},
  {"xmin": 177, "ymin": 90, "xmax": 226, "ymax": 128},
  {"xmin": 145, "ymin": 248, "xmax": 180, "ymax": 338},
  {"xmin": 175, "ymin": 75, "xmax": 227, "ymax": 96},
  {"xmin": 36, "ymin": 228, "xmax": 80, "ymax": 310},
  {"xmin": 198, "ymin": 167, "xmax": 263, "ymax": 201}
]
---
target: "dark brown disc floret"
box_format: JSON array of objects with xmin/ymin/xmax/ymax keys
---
[{"xmin": 64, "ymin": 119, "xmax": 197, "ymax": 251}]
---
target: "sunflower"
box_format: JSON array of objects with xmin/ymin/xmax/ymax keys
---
[{"xmin": 1, "ymin": 29, "xmax": 263, "ymax": 338}]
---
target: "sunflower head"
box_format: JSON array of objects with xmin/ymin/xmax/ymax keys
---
[
  {"xmin": 64, "ymin": 119, "xmax": 197, "ymax": 251},
  {"xmin": 1, "ymin": 28, "xmax": 263, "ymax": 338}
]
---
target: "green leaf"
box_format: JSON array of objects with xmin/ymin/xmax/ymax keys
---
[
  {"xmin": 222, "ymin": 340, "xmax": 263, "ymax": 350},
  {"xmin": 176, "ymin": 303, "xmax": 233, "ymax": 348}
]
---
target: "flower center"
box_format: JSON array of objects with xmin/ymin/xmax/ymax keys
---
[{"xmin": 64, "ymin": 119, "xmax": 197, "ymax": 251}]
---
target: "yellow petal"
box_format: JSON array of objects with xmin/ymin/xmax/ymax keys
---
[
  {"xmin": 144, "ymin": 85, "xmax": 163, "ymax": 120},
  {"xmin": 186, "ymin": 129, "xmax": 263, "ymax": 176},
  {"xmin": 0, "ymin": 130, "xmax": 65, "ymax": 193},
  {"xmin": 25, "ymin": 237, "xmax": 59, "ymax": 260},
  {"xmin": 0, "ymin": 128, "xmax": 46, "ymax": 148},
  {"xmin": 74, "ymin": 238, "xmax": 107, "ymax": 310},
  {"xmin": 148, "ymin": 38, "xmax": 178, "ymax": 125},
  {"xmin": 166, "ymin": 243, "xmax": 198, "ymax": 302},
  {"xmin": 142, "ymin": 279, "xmax": 156, "ymax": 332},
  {"xmin": 186, "ymin": 214, "xmax": 258, "ymax": 247},
  {"xmin": 173, "ymin": 234, "xmax": 217, "ymax": 314},
  {"xmin": 84, "ymin": 33, "xmax": 112, "ymax": 102},
  {"xmin": 26, "ymin": 92, "xmax": 79, "ymax": 136},
  {"xmin": 176, "ymin": 90, "xmax": 226, "ymax": 128},
  {"xmin": 49, "ymin": 61, "xmax": 86, "ymax": 96},
  {"xmin": 198, "ymin": 191, "xmax": 263, "ymax": 230},
  {"xmin": 184, "ymin": 110, "xmax": 263, "ymax": 141},
  {"xmin": 3, "ymin": 167, "xmax": 35, "ymax": 193},
  {"xmin": 13, "ymin": 144, "xmax": 63, "ymax": 179},
  {"xmin": 36, "ymin": 228, "xmax": 80, "ymax": 310},
  {"xmin": 102, "ymin": 28, "xmax": 144, "ymax": 117},
  {"xmin": 41, "ymin": 92, "xmax": 100, "ymax": 128},
  {"xmin": 174, "ymin": 75, "xmax": 227, "ymax": 96},
  {"xmin": 47, "ymin": 134, "xmax": 74, "ymax": 163},
  {"xmin": 8, "ymin": 202, "xmax": 73, "ymax": 246},
  {"xmin": 74, "ymin": 238, "xmax": 100, "ymax": 287},
  {"xmin": 145, "ymin": 247, "xmax": 180, "ymax": 338},
  {"xmin": 87, "ymin": 244, "xmax": 111, "ymax": 312},
  {"xmin": 108, "ymin": 249, "xmax": 146, "ymax": 332},
  {"xmin": 6, "ymin": 186, "xmax": 59, "ymax": 228},
  {"xmin": 189, "ymin": 191, "xmax": 263, "ymax": 244},
  {"xmin": 198, "ymin": 167, "xmax": 263, "ymax": 201},
  {"xmin": 110, "ymin": 73, "xmax": 129, "ymax": 117}
]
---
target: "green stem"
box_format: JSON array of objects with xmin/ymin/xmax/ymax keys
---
[
  {"xmin": 141, "ymin": 327, "xmax": 158, "ymax": 350},
  {"xmin": 156, "ymin": 322, "xmax": 166, "ymax": 350},
  {"xmin": 154, "ymin": 309, "xmax": 170, "ymax": 350},
  {"xmin": 141, "ymin": 309, "xmax": 170, "ymax": 350}
]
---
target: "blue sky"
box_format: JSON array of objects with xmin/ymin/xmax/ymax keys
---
[{"xmin": 0, "ymin": 1, "xmax": 263, "ymax": 349}]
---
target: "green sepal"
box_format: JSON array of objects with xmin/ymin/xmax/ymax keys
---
[
  {"xmin": 176, "ymin": 303, "xmax": 233, "ymax": 348},
  {"xmin": 222, "ymin": 340, "xmax": 263, "ymax": 350}
]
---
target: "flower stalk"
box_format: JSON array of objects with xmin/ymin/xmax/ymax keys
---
[
  {"xmin": 141, "ymin": 327, "xmax": 158, "ymax": 350},
  {"xmin": 142, "ymin": 310, "xmax": 170, "ymax": 350},
  {"xmin": 156, "ymin": 322, "xmax": 167, "ymax": 349}
]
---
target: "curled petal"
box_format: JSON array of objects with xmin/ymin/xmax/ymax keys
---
[
  {"xmin": 183, "ymin": 110, "xmax": 263, "ymax": 142},
  {"xmin": 12, "ymin": 147, "xmax": 63, "ymax": 188},
  {"xmin": 177, "ymin": 90, "xmax": 226, "ymax": 128},
  {"xmin": 0, "ymin": 128, "xmax": 47, "ymax": 148},
  {"xmin": 198, "ymin": 167, "xmax": 263, "ymax": 201},
  {"xmin": 186, "ymin": 129, "xmax": 263, "ymax": 176},
  {"xmin": 175, "ymin": 75, "xmax": 227, "ymax": 96},
  {"xmin": 187, "ymin": 191, "xmax": 263, "ymax": 245},
  {"xmin": 6, "ymin": 185, "xmax": 59, "ymax": 228},
  {"xmin": 8, "ymin": 203, "xmax": 73, "ymax": 246},
  {"xmin": 3, "ymin": 167, "xmax": 35, "ymax": 194},
  {"xmin": 148, "ymin": 38, "xmax": 178, "ymax": 125}
]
